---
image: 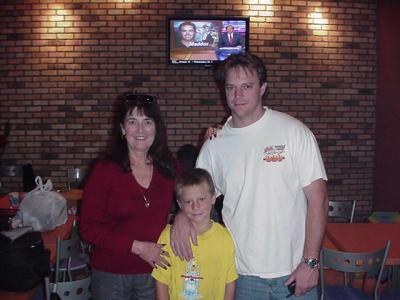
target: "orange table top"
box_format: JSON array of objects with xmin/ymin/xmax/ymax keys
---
[
  {"xmin": 61, "ymin": 189, "xmax": 83, "ymax": 201},
  {"xmin": 322, "ymin": 234, "xmax": 338, "ymax": 250},
  {"xmin": 326, "ymin": 223, "xmax": 400, "ymax": 265},
  {"xmin": 0, "ymin": 194, "xmax": 18, "ymax": 209}
]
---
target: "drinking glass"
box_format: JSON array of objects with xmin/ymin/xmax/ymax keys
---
[{"xmin": 67, "ymin": 167, "xmax": 84, "ymax": 190}]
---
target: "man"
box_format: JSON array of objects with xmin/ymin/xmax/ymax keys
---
[
  {"xmin": 176, "ymin": 21, "xmax": 196, "ymax": 48},
  {"xmin": 196, "ymin": 24, "xmax": 214, "ymax": 46},
  {"xmin": 219, "ymin": 25, "xmax": 245, "ymax": 48},
  {"xmin": 171, "ymin": 53, "xmax": 328, "ymax": 299}
]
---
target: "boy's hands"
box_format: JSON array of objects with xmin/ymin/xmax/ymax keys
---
[
  {"xmin": 131, "ymin": 241, "xmax": 170, "ymax": 269},
  {"xmin": 170, "ymin": 211, "xmax": 198, "ymax": 261}
]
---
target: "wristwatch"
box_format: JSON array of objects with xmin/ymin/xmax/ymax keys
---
[{"xmin": 303, "ymin": 257, "xmax": 320, "ymax": 269}]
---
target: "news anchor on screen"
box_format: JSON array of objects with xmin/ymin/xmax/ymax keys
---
[{"xmin": 218, "ymin": 25, "xmax": 244, "ymax": 48}]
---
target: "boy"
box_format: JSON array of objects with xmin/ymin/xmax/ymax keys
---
[{"xmin": 152, "ymin": 168, "xmax": 237, "ymax": 300}]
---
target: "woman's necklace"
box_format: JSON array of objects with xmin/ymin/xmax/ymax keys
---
[
  {"xmin": 136, "ymin": 184, "xmax": 150, "ymax": 208},
  {"xmin": 131, "ymin": 162, "xmax": 153, "ymax": 208}
]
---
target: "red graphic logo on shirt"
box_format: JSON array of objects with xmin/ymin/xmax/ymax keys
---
[{"xmin": 263, "ymin": 145, "xmax": 286, "ymax": 162}]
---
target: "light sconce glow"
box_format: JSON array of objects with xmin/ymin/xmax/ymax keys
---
[
  {"xmin": 109, "ymin": 0, "xmax": 140, "ymax": 2},
  {"xmin": 309, "ymin": 11, "xmax": 328, "ymax": 25},
  {"xmin": 259, "ymin": 0, "xmax": 274, "ymax": 4},
  {"xmin": 308, "ymin": 9, "xmax": 329, "ymax": 35},
  {"xmin": 55, "ymin": 9, "xmax": 70, "ymax": 17},
  {"xmin": 40, "ymin": 4, "xmax": 75, "ymax": 40},
  {"xmin": 245, "ymin": 0, "xmax": 274, "ymax": 8}
]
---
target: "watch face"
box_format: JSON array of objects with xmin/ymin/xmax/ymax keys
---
[
  {"xmin": 309, "ymin": 259, "xmax": 318, "ymax": 268},
  {"xmin": 305, "ymin": 258, "xmax": 320, "ymax": 268}
]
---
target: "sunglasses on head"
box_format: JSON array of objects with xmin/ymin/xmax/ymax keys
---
[{"xmin": 124, "ymin": 93, "xmax": 156, "ymax": 105}]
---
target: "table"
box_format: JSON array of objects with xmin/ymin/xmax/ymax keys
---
[
  {"xmin": 322, "ymin": 234, "xmax": 338, "ymax": 250},
  {"xmin": 326, "ymin": 223, "xmax": 400, "ymax": 265},
  {"xmin": 61, "ymin": 189, "xmax": 83, "ymax": 201},
  {"xmin": 326, "ymin": 223, "xmax": 400, "ymax": 288},
  {"xmin": 62, "ymin": 189, "xmax": 83, "ymax": 215}
]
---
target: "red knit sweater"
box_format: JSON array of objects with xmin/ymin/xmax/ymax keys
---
[{"xmin": 80, "ymin": 161, "xmax": 176, "ymax": 274}]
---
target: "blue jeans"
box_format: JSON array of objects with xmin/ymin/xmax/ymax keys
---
[
  {"xmin": 235, "ymin": 274, "xmax": 318, "ymax": 300},
  {"xmin": 91, "ymin": 268, "xmax": 155, "ymax": 300}
]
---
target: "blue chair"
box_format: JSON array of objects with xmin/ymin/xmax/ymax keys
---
[
  {"xmin": 45, "ymin": 276, "xmax": 91, "ymax": 300},
  {"xmin": 52, "ymin": 235, "xmax": 90, "ymax": 282},
  {"xmin": 320, "ymin": 240, "xmax": 391, "ymax": 300}
]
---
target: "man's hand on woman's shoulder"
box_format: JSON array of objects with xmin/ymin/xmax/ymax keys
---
[{"xmin": 204, "ymin": 124, "xmax": 223, "ymax": 141}]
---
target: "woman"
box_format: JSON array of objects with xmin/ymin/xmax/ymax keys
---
[{"xmin": 80, "ymin": 92, "xmax": 178, "ymax": 300}]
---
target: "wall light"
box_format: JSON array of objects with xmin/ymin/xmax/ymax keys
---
[
  {"xmin": 308, "ymin": 9, "xmax": 329, "ymax": 36},
  {"xmin": 39, "ymin": 4, "xmax": 76, "ymax": 40}
]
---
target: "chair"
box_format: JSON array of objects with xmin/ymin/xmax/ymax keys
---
[
  {"xmin": 53, "ymin": 235, "xmax": 90, "ymax": 282},
  {"xmin": 328, "ymin": 200, "xmax": 356, "ymax": 223},
  {"xmin": 320, "ymin": 240, "xmax": 391, "ymax": 300},
  {"xmin": 70, "ymin": 219, "xmax": 92, "ymax": 256},
  {"xmin": 45, "ymin": 276, "xmax": 91, "ymax": 300}
]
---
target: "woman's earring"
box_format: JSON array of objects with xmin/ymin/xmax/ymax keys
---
[{"xmin": 121, "ymin": 133, "xmax": 126, "ymax": 139}]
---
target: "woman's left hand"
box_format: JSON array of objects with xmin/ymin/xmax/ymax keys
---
[
  {"xmin": 204, "ymin": 124, "xmax": 223, "ymax": 141},
  {"xmin": 131, "ymin": 240, "xmax": 170, "ymax": 269}
]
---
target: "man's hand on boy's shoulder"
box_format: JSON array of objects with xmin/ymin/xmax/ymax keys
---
[{"xmin": 170, "ymin": 211, "xmax": 198, "ymax": 261}]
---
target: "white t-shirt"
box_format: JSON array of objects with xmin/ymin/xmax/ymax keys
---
[{"xmin": 196, "ymin": 107, "xmax": 327, "ymax": 278}]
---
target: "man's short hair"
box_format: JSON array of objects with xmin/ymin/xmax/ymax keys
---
[
  {"xmin": 226, "ymin": 25, "xmax": 234, "ymax": 30},
  {"xmin": 175, "ymin": 168, "xmax": 216, "ymax": 201},
  {"xmin": 214, "ymin": 52, "xmax": 267, "ymax": 85},
  {"xmin": 178, "ymin": 21, "xmax": 196, "ymax": 33}
]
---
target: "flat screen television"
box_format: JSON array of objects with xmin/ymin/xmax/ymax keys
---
[{"xmin": 167, "ymin": 16, "xmax": 250, "ymax": 66}]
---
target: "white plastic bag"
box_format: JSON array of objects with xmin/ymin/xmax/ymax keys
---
[{"xmin": 12, "ymin": 176, "xmax": 67, "ymax": 232}]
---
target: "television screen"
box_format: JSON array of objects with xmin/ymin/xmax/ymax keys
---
[{"xmin": 167, "ymin": 16, "xmax": 250, "ymax": 65}]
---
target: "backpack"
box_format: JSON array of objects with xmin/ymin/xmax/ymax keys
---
[{"xmin": 0, "ymin": 230, "xmax": 50, "ymax": 292}]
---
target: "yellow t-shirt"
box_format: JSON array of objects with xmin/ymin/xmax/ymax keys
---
[{"xmin": 152, "ymin": 221, "xmax": 238, "ymax": 300}]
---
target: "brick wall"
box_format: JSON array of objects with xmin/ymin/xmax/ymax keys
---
[{"xmin": 0, "ymin": 0, "xmax": 376, "ymax": 219}]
